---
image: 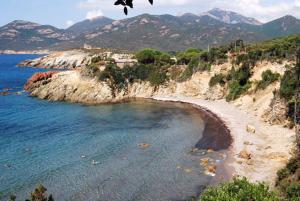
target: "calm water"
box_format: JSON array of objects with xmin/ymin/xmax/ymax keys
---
[{"xmin": 0, "ymin": 55, "xmax": 226, "ymax": 201}]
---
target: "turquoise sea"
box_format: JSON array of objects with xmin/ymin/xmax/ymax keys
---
[{"xmin": 0, "ymin": 55, "xmax": 229, "ymax": 201}]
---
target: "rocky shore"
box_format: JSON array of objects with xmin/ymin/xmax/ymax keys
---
[{"xmin": 24, "ymin": 64, "xmax": 296, "ymax": 185}]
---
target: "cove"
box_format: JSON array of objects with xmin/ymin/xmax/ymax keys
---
[{"xmin": 0, "ymin": 55, "xmax": 231, "ymax": 201}]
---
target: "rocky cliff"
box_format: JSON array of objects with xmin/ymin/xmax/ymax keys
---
[{"xmin": 24, "ymin": 59, "xmax": 290, "ymax": 126}]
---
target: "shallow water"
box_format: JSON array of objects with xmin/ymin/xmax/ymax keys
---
[{"xmin": 0, "ymin": 55, "xmax": 227, "ymax": 201}]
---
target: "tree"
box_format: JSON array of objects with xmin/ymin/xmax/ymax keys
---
[
  {"xmin": 25, "ymin": 185, "xmax": 54, "ymax": 201},
  {"xmin": 114, "ymin": 0, "xmax": 153, "ymax": 15},
  {"xmin": 135, "ymin": 49, "xmax": 163, "ymax": 64}
]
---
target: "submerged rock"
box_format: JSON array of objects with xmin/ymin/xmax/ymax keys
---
[{"xmin": 138, "ymin": 143, "xmax": 151, "ymax": 149}]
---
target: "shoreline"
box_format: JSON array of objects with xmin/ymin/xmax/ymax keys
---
[
  {"xmin": 23, "ymin": 69, "xmax": 295, "ymax": 186},
  {"xmin": 152, "ymin": 95, "xmax": 296, "ymax": 186}
]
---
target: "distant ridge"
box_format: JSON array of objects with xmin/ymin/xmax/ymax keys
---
[{"xmin": 0, "ymin": 9, "xmax": 300, "ymax": 51}]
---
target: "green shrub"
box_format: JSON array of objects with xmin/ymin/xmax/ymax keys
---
[
  {"xmin": 280, "ymin": 69, "xmax": 298, "ymax": 101},
  {"xmin": 97, "ymin": 64, "xmax": 127, "ymax": 91},
  {"xmin": 277, "ymin": 168, "xmax": 289, "ymax": 181},
  {"xmin": 136, "ymin": 49, "xmax": 163, "ymax": 64},
  {"xmin": 276, "ymin": 149, "xmax": 300, "ymax": 200},
  {"xmin": 226, "ymin": 80, "xmax": 251, "ymax": 101},
  {"xmin": 148, "ymin": 70, "xmax": 167, "ymax": 86},
  {"xmin": 225, "ymin": 63, "xmax": 252, "ymax": 101},
  {"xmin": 232, "ymin": 62, "xmax": 252, "ymax": 86},
  {"xmin": 286, "ymin": 184, "xmax": 300, "ymax": 200},
  {"xmin": 200, "ymin": 177, "xmax": 280, "ymax": 201},
  {"xmin": 209, "ymin": 74, "xmax": 226, "ymax": 87},
  {"xmin": 196, "ymin": 62, "xmax": 211, "ymax": 72},
  {"xmin": 85, "ymin": 63, "xmax": 100, "ymax": 77},
  {"xmin": 91, "ymin": 56, "xmax": 101, "ymax": 63},
  {"xmin": 256, "ymin": 70, "xmax": 280, "ymax": 90}
]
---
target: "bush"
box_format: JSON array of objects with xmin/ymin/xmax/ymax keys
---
[
  {"xmin": 209, "ymin": 74, "xmax": 226, "ymax": 87},
  {"xmin": 286, "ymin": 184, "xmax": 300, "ymax": 200},
  {"xmin": 82, "ymin": 63, "xmax": 101, "ymax": 77},
  {"xmin": 226, "ymin": 80, "xmax": 251, "ymax": 101},
  {"xmin": 91, "ymin": 56, "xmax": 101, "ymax": 63},
  {"xmin": 200, "ymin": 177, "xmax": 280, "ymax": 201},
  {"xmin": 280, "ymin": 69, "xmax": 297, "ymax": 101},
  {"xmin": 136, "ymin": 49, "xmax": 162, "ymax": 64},
  {"xmin": 97, "ymin": 64, "xmax": 127, "ymax": 91},
  {"xmin": 177, "ymin": 51, "xmax": 200, "ymax": 65},
  {"xmin": 256, "ymin": 70, "xmax": 280, "ymax": 90},
  {"xmin": 225, "ymin": 63, "xmax": 252, "ymax": 101},
  {"xmin": 148, "ymin": 69, "xmax": 167, "ymax": 86}
]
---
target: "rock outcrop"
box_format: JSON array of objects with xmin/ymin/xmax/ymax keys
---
[
  {"xmin": 24, "ymin": 72, "xmax": 57, "ymax": 91},
  {"xmin": 18, "ymin": 50, "xmax": 95, "ymax": 69}
]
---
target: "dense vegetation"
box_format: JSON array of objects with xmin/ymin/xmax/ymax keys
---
[
  {"xmin": 199, "ymin": 177, "xmax": 280, "ymax": 201},
  {"xmin": 83, "ymin": 46, "xmax": 227, "ymax": 93}
]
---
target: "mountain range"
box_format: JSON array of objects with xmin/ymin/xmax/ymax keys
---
[{"xmin": 1, "ymin": 8, "xmax": 300, "ymax": 52}]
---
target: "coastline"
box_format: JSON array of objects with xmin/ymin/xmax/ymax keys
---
[
  {"xmin": 0, "ymin": 50, "xmax": 51, "ymax": 55},
  {"xmin": 23, "ymin": 69, "xmax": 295, "ymax": 186},
  {"xmin": 152, "ymin": 95, "xmax": 296, "ymax": 186}
]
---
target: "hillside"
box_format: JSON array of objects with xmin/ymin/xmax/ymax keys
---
[
  {"xmin": 1, "ymin": 9, "xmax": 300, "ymax": 51},
  {"xmin": 0, "ymin": 20, "xmax": 73, "ymax": 51}
]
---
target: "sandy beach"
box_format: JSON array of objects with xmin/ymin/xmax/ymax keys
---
[{"xmin": 153, "ymin": 95, "xmax": 296, "ymax": 186}]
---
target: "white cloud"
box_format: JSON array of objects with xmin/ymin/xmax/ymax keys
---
[
  {"xmin": 66, "ymin": 20, "xmax": 74, "ymax": 27},
  {"xmin": 86, "ymin": 9, "xmax": 104, "ymax": 20},
  {"xmin": 224, "ymin": 0, "xmax": 294, "ymax": 22}
]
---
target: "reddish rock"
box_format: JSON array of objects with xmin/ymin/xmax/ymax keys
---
[{"xmin": 24, "ymin": 72, "xmax": 57, "ymax": 91}]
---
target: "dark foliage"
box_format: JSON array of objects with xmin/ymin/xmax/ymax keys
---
[
  {"xmin": 115, "ymin": 0, "xmax": 153, "ymax": 15},
  {"xmin": 256, "ymin": 70, "xmax": 280, "ymax": 90},
  {"xmin": 209, "ymin": 73, "xmax": 226, "ymax": 87}
]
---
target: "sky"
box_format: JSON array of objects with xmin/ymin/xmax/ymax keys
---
[{"xmin": 0, "ymin": 0, "xmax": 300, "ymax": 28}]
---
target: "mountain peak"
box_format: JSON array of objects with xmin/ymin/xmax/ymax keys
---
[
  {"xmin": 9, "ymin": 20, "xmax": 40, "ymax": 26},
  {"xmin": 201, "ymin": 8, "xmax": 262, "ymax": 25},
  {"xmin": 67, "ymin": 16, "xmax": 114, "ymax": 34},
  {"xmin": 282, "ymin": 15, "xmax": 298, "ymax": 20}
]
